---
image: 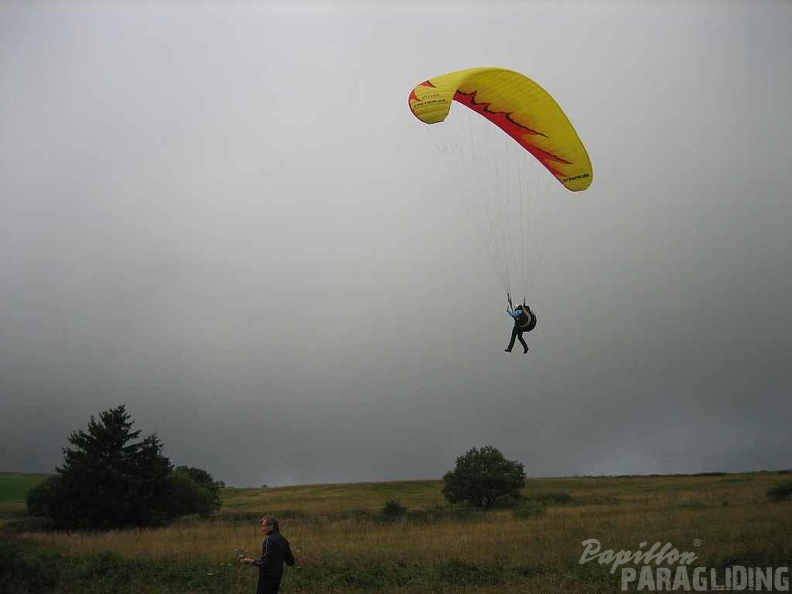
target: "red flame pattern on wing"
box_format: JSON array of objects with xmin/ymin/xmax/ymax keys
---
[{"xmin": 453, "ymin": 90, "xmax": 571, "ymax": 180}]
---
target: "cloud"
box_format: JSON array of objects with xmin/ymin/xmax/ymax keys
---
[{"xmin": 1, "ymin": 1, "xmax": 790, "ymax": 486}]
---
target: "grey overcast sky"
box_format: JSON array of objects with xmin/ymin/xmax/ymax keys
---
[{"xmin": 1, "ymin": 1, "xmax": 790, "ymax": 487}]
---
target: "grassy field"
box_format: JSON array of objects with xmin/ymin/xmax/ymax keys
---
[
  {"xmin": 1, "ymin": 472, "xmax": 790, "ymax": 593},
  {"xmin": 0, "ymin": 473, "xmax": 51, "ymax": 502},
  {"xmin": 0, "ymin": 473, "xmax": 51, "ymax": 522}
]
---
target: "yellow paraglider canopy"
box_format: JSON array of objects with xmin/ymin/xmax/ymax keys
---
[{"xmin": 408, "ymin": 67, "xmax": 592, "ymax": 191}]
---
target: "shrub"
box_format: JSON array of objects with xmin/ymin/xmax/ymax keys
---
[
  {"xmin": 513, "ymin": 500, "xmax": 546, "ymax": 519},
  {"xmin": 766, "ymin": 480, "xmax": 792, "ymax": 502},
  {"xmin": 528, "ymin": 492, "xmax": 573, "ymax": 505},
  {"xmin": 25, "ymin": 476, "xmax": 61, "ymax": 518},
  {"xmin": 442, "ymin": 445, "xmax": 526, "ymax": 509},
  {"xmin": 382, "ymin": 498, "xmax": 407, "ymax": 517}
]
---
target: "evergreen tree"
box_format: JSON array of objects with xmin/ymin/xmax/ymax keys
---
[
  {"xmin": 26, "ymin": 405, "xmax": 222, "ymax": 530},
  {"xmin": 47, "ymin": 405, "xmax": 173, "ymax": 529}
]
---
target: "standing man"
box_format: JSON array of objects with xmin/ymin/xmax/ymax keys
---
[{"xmin": 241, "ymin": 515, "xmax": 295, "ymax": 594}]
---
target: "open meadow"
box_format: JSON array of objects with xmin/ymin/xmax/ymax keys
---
[
  {"xmin": 2, "ymin": 472, "xmax": 790, "ymax": 593},
  {"xmin": 0, "ymin": 473, "xmax": 51, "ymax": 522}
]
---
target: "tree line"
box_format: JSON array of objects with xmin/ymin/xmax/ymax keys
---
[{"xmin": 26, "ymin": 405, "xmax": 528, "ymax": 531}]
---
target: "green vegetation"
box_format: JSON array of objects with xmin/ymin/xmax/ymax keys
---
[
  {"xmin": 441, "ymin": 445, "xmax": 526, "ymax": 509},
  {"xmin": 766, "ymin": 479, "xmax": 792, "ymax": 502},
  {"xmin": 512, "ymin": 499, "xmax": 546, "ymax": 519},
  {"xmin": 24, "ymin": 405, "xmax": 223, "ymax": 530},
  {"xmin": 2, "ymin": 471, "xmax": 790, "ymax": 593},
  {"xmin": 0, "ymin": 474, "xmax": 52, "ymax": 528},
  {"xmin": 0, "ymin": 473, "xmax": 51, "ymax": 503},
  {"xmin": 380, "ymin": 498, "xmax": 407, "ymax": 518}
]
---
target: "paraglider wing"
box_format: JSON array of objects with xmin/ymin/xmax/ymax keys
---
[{"xmin": 408, "ymin": 67, "xmax": 593, "ymax": 191}]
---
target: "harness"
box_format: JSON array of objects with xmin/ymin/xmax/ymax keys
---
[{"xmin": 515, "ymin": 308, "xmax": 537, "ymax": 331}]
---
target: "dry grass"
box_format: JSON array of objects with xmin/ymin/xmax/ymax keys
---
[
  {"xmin": 221, "ymin": 479, "xmax": 446, "ymax": 514},
  {"xmin": 15, "ymin": 473, "xmax": 791, "ymax": 592}
]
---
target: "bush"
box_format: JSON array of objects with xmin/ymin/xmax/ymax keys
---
[
  {"xmin": 25, "ymin": 476, "xmax": 61, "ymax": 518},
  {"xmin": 513, "ymin": 500, "xmax": 546, "ymax": 519},
  {"xmin": 381, "ymin": 498, "xmax": 407, "ymax": 518},
  {"xmin": 167, "ymin": 466, "xmax": 223, "ymax": 518},
  {"xmin": 442, "ymin": 446, "xmax": 526, "ymax": 509},
  {"xmin": 527, "ymin": 492, "xmax": 573, "ymax": 506},
  {"xmin": 766, "ymin": 480, "xmax": 792, "ymax": 502}
]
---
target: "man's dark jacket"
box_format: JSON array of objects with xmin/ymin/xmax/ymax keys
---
[{"xmin": 253, "ymin": 529, "xmax": 295, "ymax": 577}]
